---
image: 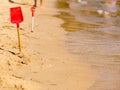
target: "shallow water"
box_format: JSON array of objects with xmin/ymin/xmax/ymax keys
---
[{"xmin": 55, "ymin": 0, "xmax": 120, "ymax": 90}]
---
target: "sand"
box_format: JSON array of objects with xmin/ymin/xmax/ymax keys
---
[{"xmin": 0, "ymin": 0, "xmax": 95, "ymax": 90}]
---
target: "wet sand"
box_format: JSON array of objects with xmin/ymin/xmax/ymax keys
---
[
  {"xmin": 0, "ymin": 0, "xmax": 95, "ymax": 90},
  {"xmin": 56, "ymin": 0, "xmax": 120, "ymax": 90}
]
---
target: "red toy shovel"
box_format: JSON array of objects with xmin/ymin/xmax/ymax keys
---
[
  {"xmin": 31, "ymin": 7, "xmax": 35, "ymax": 32},
  {"xmin": 10, "ymin": 6, "xmax": 24, "ymax": 53}
]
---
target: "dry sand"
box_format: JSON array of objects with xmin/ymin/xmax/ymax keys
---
[{"xmin": 0, "ymin": 0, "xmax": 95, "ymax": 90}]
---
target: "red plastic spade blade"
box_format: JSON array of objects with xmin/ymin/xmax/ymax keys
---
[{"xmin": 10, "ymin": 6, "xmax": 24, "ymax": 24}]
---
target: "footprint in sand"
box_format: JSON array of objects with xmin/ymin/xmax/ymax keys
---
[
  {"xmin": 2, "ymin": 25, "xmax": 15, "ymax": 29},
  {"xmin": 14, "ymin": 84, "xmax": 24, "ymax": 90}
]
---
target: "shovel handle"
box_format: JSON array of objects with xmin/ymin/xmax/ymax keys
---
[
  {"xmin": 31, "ymin": 17, "xmax": 34, "ymax": 32},
  {"xmin": 31, "ymin": 7, "xmax": 35, "ymax": 32},
  {"xmin": 16, "ymin": 23, "xmax": 22, "ymax": 53}
]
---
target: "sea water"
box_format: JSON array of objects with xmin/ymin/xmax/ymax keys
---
[{"xmin": 56, "ymin": 0, "xmax": 120, "ymax": 90}]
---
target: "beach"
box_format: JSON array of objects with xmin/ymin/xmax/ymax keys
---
[
  {"xmin": 57, "ymin": 0, "xmax": 120, "ymax": 90},
  {"xmin": 0, "ymin": 0, "xmax": 95, "ymax": 90}
]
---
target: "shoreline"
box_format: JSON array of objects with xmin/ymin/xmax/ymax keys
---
[{"xmin": 0, "ymin": 0, "xmax": 95, "ymax": 90}]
